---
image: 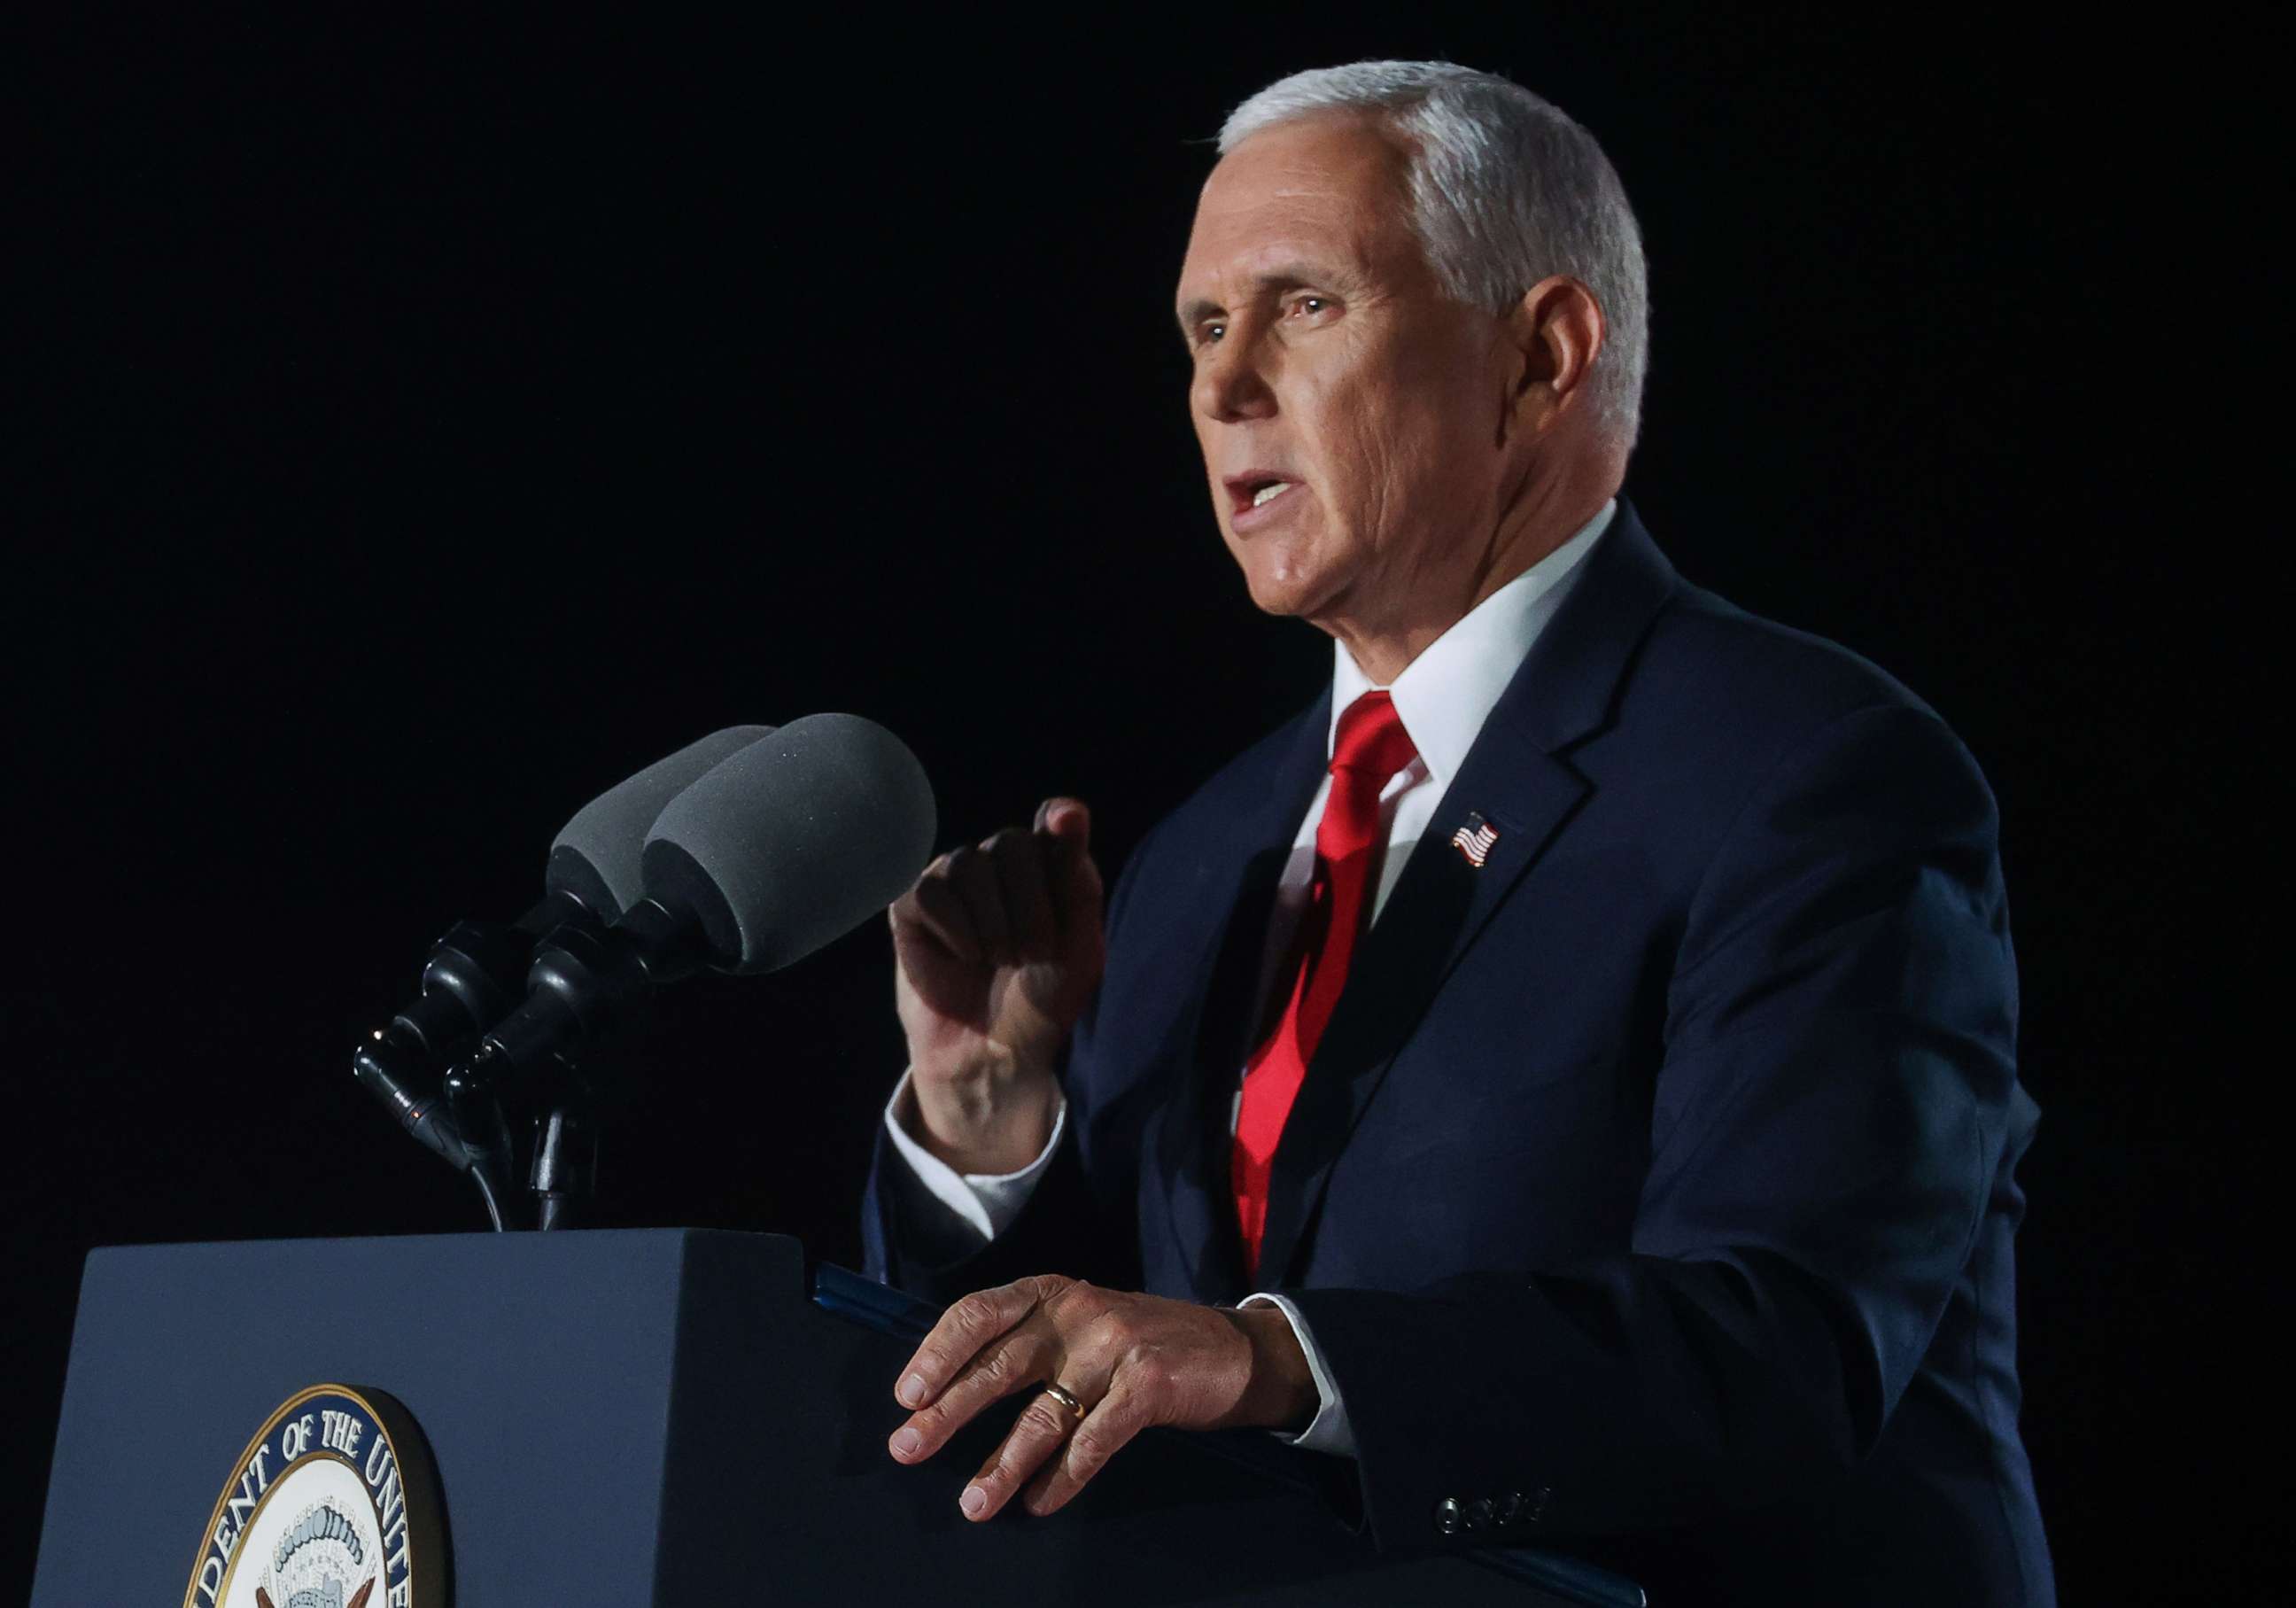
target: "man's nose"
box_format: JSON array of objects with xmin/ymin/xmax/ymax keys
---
[{"xmin": 1191, "ymin": 338, "xmax": 1276, "ymax": 424}]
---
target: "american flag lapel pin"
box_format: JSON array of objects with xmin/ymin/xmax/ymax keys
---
[{"xmin": 1450, "ymin": 810, "xmax": 1500, "ymax": 868}]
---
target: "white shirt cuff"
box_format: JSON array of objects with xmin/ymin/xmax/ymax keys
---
[
  {"xmin": 881, "ymin": 1067, "xmax": 1068, "ymax": 1243},
  {"xmin": 1239, "ymin": 1291, "xmax": 1356, "ymax": 1458}
]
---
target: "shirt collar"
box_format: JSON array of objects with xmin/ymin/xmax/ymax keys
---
[{"xmin": 1329, "ymin": 497, "xmax": 1617, "ymax": 788}]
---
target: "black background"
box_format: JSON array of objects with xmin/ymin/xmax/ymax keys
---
[{"xmin": 6, "ymin": 8, "xmax": 2259, "ymax": 1601}]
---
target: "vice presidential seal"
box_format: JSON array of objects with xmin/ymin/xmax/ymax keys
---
[{"xmin": 183, "ymin": 1384, "xmax": 446, "ymax": 1608}]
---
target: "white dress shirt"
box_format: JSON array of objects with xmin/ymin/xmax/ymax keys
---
[{"xmin": 884, "ymin": 497, "xmax": 1619, "ymax": 1457}]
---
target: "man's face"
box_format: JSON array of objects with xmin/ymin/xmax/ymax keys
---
[{"xmin": 1176, "ymin": 114, "xmax": 1512, "ymax": 631}]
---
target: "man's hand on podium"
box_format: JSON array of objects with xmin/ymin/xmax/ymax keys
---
[
  {"xmin": 890, "ymin": 798, "xmax": 1105, "ymax": 1176},
  {"xmin": 886, "ymin": 1274, "xmax": 1318, "ymax": 1521}
]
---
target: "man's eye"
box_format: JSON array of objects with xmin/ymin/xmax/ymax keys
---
[
  {"xmin": 1205, "ymin": 322, "xmax": 1226, "ymax": 344},
  {"xmin": 1288, "ymin": 296, "xmax": 1331, "ymax": 319}
]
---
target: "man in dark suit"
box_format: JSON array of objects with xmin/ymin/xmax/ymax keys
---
[{"xmin": 863, "ymin": 61, "xmax": 2053, "ymax": 1604}]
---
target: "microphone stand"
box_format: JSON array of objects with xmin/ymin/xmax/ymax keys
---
[
  {"xmin": 528, "ymin": 1098, "xmax": 598, "ymax": 1231},
  {"xmin": 353, "ymin": 907, "xmax": 615, "ymax": 1232},
  {"xmin": 352, "ymin": 915, "xmax": 541, "ymax": 1231},
  {"xmin": 444, "ymin": 1057, "xmax": 517, "ymax": 1231},
  {"xmin": 450, "ymin": 1031, "xmax": 601, "ymax": 1231}
]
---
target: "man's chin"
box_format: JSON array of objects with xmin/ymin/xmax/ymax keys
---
[
  {"xmin": 1234, "ymin": 557, "xmax": 1345, "ymax": 623},
  {"xmin": 1243, "ymin": 577, "xmax": 1330, "ymax": 621}
]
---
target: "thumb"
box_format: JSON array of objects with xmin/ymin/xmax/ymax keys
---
[
  {"xmin": 1036, "ymin": 796, "xmax": 1101, "ymax": 941},
  {"xmin": 1035, "ymin": 796, "xmax": 1092, "ymax": 852}
]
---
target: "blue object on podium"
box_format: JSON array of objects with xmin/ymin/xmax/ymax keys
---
[{"xmin": 32, "ymin": 1230, "xmax": 1640, "ymax": 1605}]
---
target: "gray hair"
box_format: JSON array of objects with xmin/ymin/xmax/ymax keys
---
[{"xmin": 1219, "ymin": 61, "xmax": 1649, "ymax": 451}]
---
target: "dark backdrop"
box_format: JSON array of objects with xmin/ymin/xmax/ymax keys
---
[{"xmin": 7, "ymin": 9, "xmax": 2257, "ymax": 1601}]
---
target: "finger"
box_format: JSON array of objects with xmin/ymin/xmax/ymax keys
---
[
  {"xmin": 961, "ymin": 1387, "xmax": 1088, "ymax": 1522},
  {"xmin": 896, "ymin": 1280, "xmax": 1045, "ymax": 1410},
  {"xmin": 896, "ymin": 857, "xmax": 986, "ymax": 965},
  {"xmin": 1038, "ymin": 796, "xmax": 1091, "ymax": 853},
  {"xmin": 1037, "ymin": 799, "xmax": 1101, "ymax": 945},
  {"xmin": 892, "ymin": 1323, "xmax": 1055, "ymax": 1464},
  {"xmin": 985, "ymin": 827, "xmax": 1060, "ymax": 958},
  {"xmin": 946, "ymin": 843, "xmax": 1013, "ymax": 966},
  {"xmin": 1021, "ymin": 1379, "xmax": 1147, "ymax": 1518}
]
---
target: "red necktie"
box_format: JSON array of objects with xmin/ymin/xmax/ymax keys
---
[{"xmin": 1231, "ymin": 690, "xmax": 1418, "ymax": 1280}]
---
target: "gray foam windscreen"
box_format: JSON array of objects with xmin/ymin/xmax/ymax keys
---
[
  {"xmin": 547, "ymin": 725, "xmax": 775, "ymax": 918},
  {"xmin": 642, "ymin": 713, "xmax": 936, "ymax": 975}
]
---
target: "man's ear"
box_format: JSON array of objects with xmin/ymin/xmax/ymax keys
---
[{"xmin": 1504, "ymin": 276, "xmax": 1607, "ymax": 427}]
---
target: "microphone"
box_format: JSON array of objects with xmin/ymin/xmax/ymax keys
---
[
  {"xmin": 547, "ymin": 724, "xmax": 777, "ymax": 922},
  {"xmin": 475, "ymin": 713, "xmax": 936, "ymax": 1081},
  {"xmin": 352, "ymin": 723, "xmax": 775, "ymax": 1172}
]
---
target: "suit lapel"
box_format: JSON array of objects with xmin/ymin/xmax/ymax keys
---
[
  {"xmin": 1148, "ymin": 692, "xmax": 1330, "ymax": 1306},
  {"xmin": 1250, "ymin": 500, "xmax": 1682, "ymax": 1286}
]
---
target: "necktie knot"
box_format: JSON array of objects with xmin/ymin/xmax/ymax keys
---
[{"xmin": 1330, "ymin": 690, "xmax": 1417, "ymax": 785}]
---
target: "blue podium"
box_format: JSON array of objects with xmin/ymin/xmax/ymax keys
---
[{"xmin": 32, "ymin": 1231, "xmax": 1626, "ymax": 1605}]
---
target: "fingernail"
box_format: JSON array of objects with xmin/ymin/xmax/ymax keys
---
[
  {"xmin": 959, "ymin": 1484, "xmax": 987, "ymax": 1518},
  {"xmin": 890, "ymin": 1428, "xmax": 922, "ymax": 1460},
  {"xmin": 899, "ymin": 1373, "xmax": 927, "ymax": 1408}
]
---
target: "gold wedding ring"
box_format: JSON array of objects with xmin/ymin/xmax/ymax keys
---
[{"xmin": 1040, "ymin": 1381, "xmax": 1088, "ymax": 1423}]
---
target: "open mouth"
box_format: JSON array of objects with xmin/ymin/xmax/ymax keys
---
[{"xmin": 1227, "ymin": 473, "xmax": 1302, "ymax": 520}]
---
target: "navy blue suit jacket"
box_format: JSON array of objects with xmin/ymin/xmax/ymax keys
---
[{"xmin": 865, "ymin": 500, "xmax": 2054, "ymax": 1605}]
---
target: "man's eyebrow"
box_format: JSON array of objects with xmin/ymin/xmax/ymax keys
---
[
  {"xmin": 1175, "ymin": 294, "xmax": 1223, "ymax": 336},
  {"xmin": 1174, "ymin": 263, "xmax": 1347, "ymax": 337}
]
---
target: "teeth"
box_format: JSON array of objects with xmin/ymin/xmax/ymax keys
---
[{"xmin": 1251, "ymin": 482, "xmax": 1291, "ymax": 508}]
